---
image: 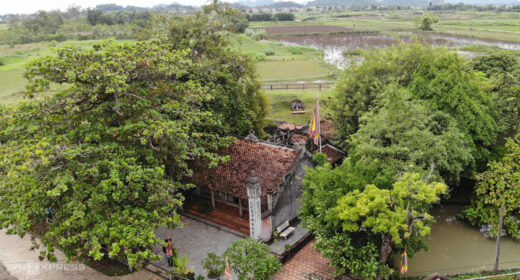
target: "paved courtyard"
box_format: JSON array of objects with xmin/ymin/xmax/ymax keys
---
[
  {"xmin": 0, "ymin": 229, "xmax": 161, "ymax": 280},
  {"xmin": 153, "ymin": 215, "xmax": 241, "ymax": 278},
  {"xmin": 274, "ymin": 239, "xmax": 333, "ymax": 280}
]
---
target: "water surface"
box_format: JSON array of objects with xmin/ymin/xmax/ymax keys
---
[{"xmin": 407, "ymin": 205, "xmax": 520, "ymax": 276}]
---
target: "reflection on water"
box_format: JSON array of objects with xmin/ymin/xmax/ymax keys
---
[{"xmin": 406, "ymin": 205, "xmax": 520, "ymax": 276}]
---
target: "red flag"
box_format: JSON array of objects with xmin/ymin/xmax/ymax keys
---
[{"xmin": 224, "ymin": 256, "xmax": 233, "ymax": 280}]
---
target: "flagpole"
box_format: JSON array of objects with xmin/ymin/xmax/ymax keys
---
[{"xmin": 317, "ymin": 95, "xmax": 321, "ymax": 152}]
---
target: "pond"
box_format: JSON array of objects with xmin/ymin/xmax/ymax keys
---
[
  {"xmin": 274, "ymin": 31, "xmax": 520, "ymax": 69},
  {"xmin": 406, "ymin": 205, "xmax": 520, "ymax": 277}
]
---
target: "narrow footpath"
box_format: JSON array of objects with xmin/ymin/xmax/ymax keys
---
[{"xmin": 0, "ymin": 229, "xmax": 162, "ymax": 280}]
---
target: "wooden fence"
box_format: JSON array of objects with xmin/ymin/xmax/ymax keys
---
[
  {"xmin": 465, "ymin": 271, "xmax": 520, "ymax": 280},
  {"xmin": 260, "ymin": 82, "xmax": 335, "ymax": 91}
]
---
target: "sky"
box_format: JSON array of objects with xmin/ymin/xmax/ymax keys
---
[{"xmin": 1, "ymin": 0, "xmax": 307, "ymax": 15}]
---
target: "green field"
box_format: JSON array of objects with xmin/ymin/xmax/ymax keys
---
[
  {"xmin": 249, "ymin": 10, "xmax": 520, "ymax": 43},
  {"xmin": 231, "ymin": 34, "xmax": 337, "ymax": 82},
  {"xmin": 264, "ymin": 89, "xmax": 333, "ymax": 125},
  {"xmin": 0, "ymin": 39, "xmax": 132, "ymax": 105}
]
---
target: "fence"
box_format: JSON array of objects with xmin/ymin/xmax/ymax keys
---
[
  {"xmin": 261, "ymin": 82, "xmax": 335, "ymax": 91},
  {"xmin": 465, "ymin": 271, "xmax": 520, "ymax": 280}
]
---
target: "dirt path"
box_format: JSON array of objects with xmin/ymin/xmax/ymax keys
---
[{"xmin": 0, "ymin": 229, "xmax": 162, "ymax": 280}]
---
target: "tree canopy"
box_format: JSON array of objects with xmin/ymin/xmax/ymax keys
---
[
  {"xmin": 224, "ymin": 239, "xmax": 281, "ymax": 280},
  {"xmin": 331, "ymin": 43, "xmax": 498, "ymax": 174},
  {"xmin": 470, "ymin": 52, "xmax": 520, "ymax": 136},
  {"xmin": 348, "ymin": 87, "xmax": 472, "ymax": 188},
  {"xmin": 464, "ymin": 137, "xmax": 520, "ymax": 239},
  {"xmin": 0, "ymin": 5, "xmax": 267, "ymax": 268},
  {"xmin": 302, "ymin": 169, "xmax": 447, "ymax": 279}
]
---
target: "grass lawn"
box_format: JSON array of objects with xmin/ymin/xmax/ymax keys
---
[
  {"xmin": 0, "ymin": 39, "xmax": 134, "ymax": 105},
  {"xmin": 0, "ymin": 68, "xmax": 27, "ymax": 105},
  {"xmin": 256, "ymin": 59, "xmax": 333, "ymax": 82},
  {"xmin": 231, "ymin": 34, "xmax": 338, "ymax": 82},
  {"xmin": 264, "ymin": 88, "xmax": 333, "ymax": 125}
]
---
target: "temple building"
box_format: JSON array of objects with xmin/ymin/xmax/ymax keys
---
[{"xmin": 184, "ymin": 137, "xmax": 313, "ymax": 240}]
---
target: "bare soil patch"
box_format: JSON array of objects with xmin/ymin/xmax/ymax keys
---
[{"xmin": 0, "ymin": 43, "xmax": 46, "ymax": 55}]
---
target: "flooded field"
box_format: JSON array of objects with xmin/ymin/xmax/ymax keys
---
[
  {"xmin": 271, "ymin": 28, "xmax": 520, "ymax": 69},
  {"xmin": 253, "ymin": 25, "xmax": 351, "ymax": 35},
  {"xmin": 406, "ymin": 205, "xmax": 520, "ymax": 277}
]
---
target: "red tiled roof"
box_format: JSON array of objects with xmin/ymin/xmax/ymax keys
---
[
  {"xmin": 190, "ymin": 139, "xmax": 301, "ymax": 202},
  {"xmin": 278, "ymin": 123, "xmax": 303, "ymax": 131},
  {"xmin": 321, "ymin": 144, "xmax": 345, "ymax": 164},
  {"xmin": 320, "ymin": 119, "xmax": 337, "ymax": 141},
  {"xmin": 289, "ymin": 133, "xmax": 309, "ymax": 145}
]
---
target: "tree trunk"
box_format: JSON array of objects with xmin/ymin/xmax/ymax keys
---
[{"xmin": 377, "ymin": 234, "xmax": 392, "ymax": 280}]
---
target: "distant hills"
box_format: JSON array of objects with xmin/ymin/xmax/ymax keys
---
[{"xmin": 236, "ymin": 0, "xmax": 519, "ymax": 6}]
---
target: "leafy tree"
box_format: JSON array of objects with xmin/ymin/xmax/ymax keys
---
[
  {"xmin": 273, "ymin": 13, "xmax": 295, "ymax": 21},
  {"xmin": 470, "ymin": 53, "xmax": 520, "ymax": 135},
  {"xmin": 334, "ymin": 173, "xmax": 447, "ymax": 279},
  {"xmin": 418, "ymin": 14, "xmax": 439, "ymax": 31},
  {"xmin": 224, "ymin": 239, "xmax": 281, "ymax": 280},
  {"xmin": 331, "ymin": 43, "xmax": 498, "ymax": 171},
  {"xmin": 23, "ymin": 11, "xmax": 63, "ymax": 35},
  {"xmin": 87, "ymin": 9, "xmax": 103, "ymax": 25},
  {"xmin": 464, "ymin": 137, "xmax": 520, "ymax": 239},
  {"xmin": 0, "ymin": 39, "xmax": 236, "ymax": 269},
  {"xmin": 204, "ymin": 0, "xmax": 249, "ymax": 33},
  {"xmin": 348, "ymin": 87, "xmax": 472, "ymax": 188},
  {"xmin": 302, "ymin": 171, "xmax": 447, "ymax": 279},
  {"xmin": 168, "ymin": 4, "xmax": 268, "ymax": 137}
]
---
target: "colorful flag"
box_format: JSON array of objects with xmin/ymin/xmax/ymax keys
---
[
  {"xmin": 308, "ymin": 98, "xmax": 320, "ymax": 145},
  {"xmin": 224, "ymin": 256, "xmax": 233, "ymax": 280},
  {"xmin": 400, "ymin": 246, "xmax": 408, "ymax": 274}
]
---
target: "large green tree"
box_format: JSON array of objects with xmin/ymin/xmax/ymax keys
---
[
  {"xmin": 464, "ymin": 137, "xmax": 520, "ymax": 239},
  {"xmin": 348, "ymin": 87, "xmax": 472, "ymax": 188},
  {"xmin": 470, "ymin": 52, "xmax": 520, "ymax": 136},
  {"xmin": 168, "ymin": 3, "xmax": 267, "ymax": 137},
  {"xmin": 332, "ymin": 43, "xmax": 498, "ymax": 171},
  {"xmin": 302, "ymin": 171, "xmax": 447, "ymax": 279},
  {"xmin": 0, "ymin": 36, "xmax": 261, "ymax": 268}
]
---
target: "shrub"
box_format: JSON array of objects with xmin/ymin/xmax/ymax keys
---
[
  {"xmin": 288, "ymin": 46, "xmax": 305, "ymax": 55},
  {"xmin": 255, "ymin": 53, "xmax": 266, "ymax": 61},
  {"xmin": 263, "ymin": 49, "xmax": 275, "ymax": 56},
  {"xmin": 202, "ymin": 252, "xmax": 224, "ymax": 279},
  {"xmin": 245, "ymin": 28, "xmax": 267, "ymax": 40},
  {"xmin": 224, "ymin": 239, "xmax": 281, "ymax": 280}
]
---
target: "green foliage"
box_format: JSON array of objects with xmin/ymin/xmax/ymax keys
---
[
  {"xmin": 202, "ymin": 252, "xmax": 225, "ymax": 278},
  {"xmin": 470, "ymin": 53, "xmax": 520, "ymax": 136},
  {"xmin": 224, "ymin": 239, "xmax": 281, "ymax": 280},
  {"xmin": 168, "ymin": 6, "xmax": 267, "ymax": 137},
  {"xmin": 263, "ymin": 49, "xmax": 275, "ymax": 56},
  {"xmin": 348, "ymin": 87, "xmax": 472, "ymax": 188},
  {"xmin": 245, "ymin": 28, "xmax": 267, "ymax": 41},
  {"xmin": 256, "ymin": 53, "xmax": 267, "ymax": 61},
  {"xmin": 203, "ymin": 1, "xmax": 249, "ymax": 33},
  {"xmin": 302, "ymin": 172, "xmax": 447, "ymax": 278},
  {"xmin": 418, "ymin": 14, "xmax": 439, "ymax": 31},
  {"xmin": 332, "ymin": 42, "xmax": 498, "ymax": 174},
  {"xmin": 464, "ymin": 137, "xmax": 520, "ymax": 239},
  {"xmin": 0, "ymin": 38, "xmax": 240, "ymax": 269},
  {"xmin": 313, "ymin": 152, "xmax": 328, "ymax": 166}
]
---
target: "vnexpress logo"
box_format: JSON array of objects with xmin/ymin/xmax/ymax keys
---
[{"xmin": 25, "ymin": 261, "xmax": 40, "ymax": 275}]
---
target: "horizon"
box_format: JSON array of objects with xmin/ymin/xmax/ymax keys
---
[{"xmin": 0, "ymin": 0, "xmax": 310, "ymax": 16}]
